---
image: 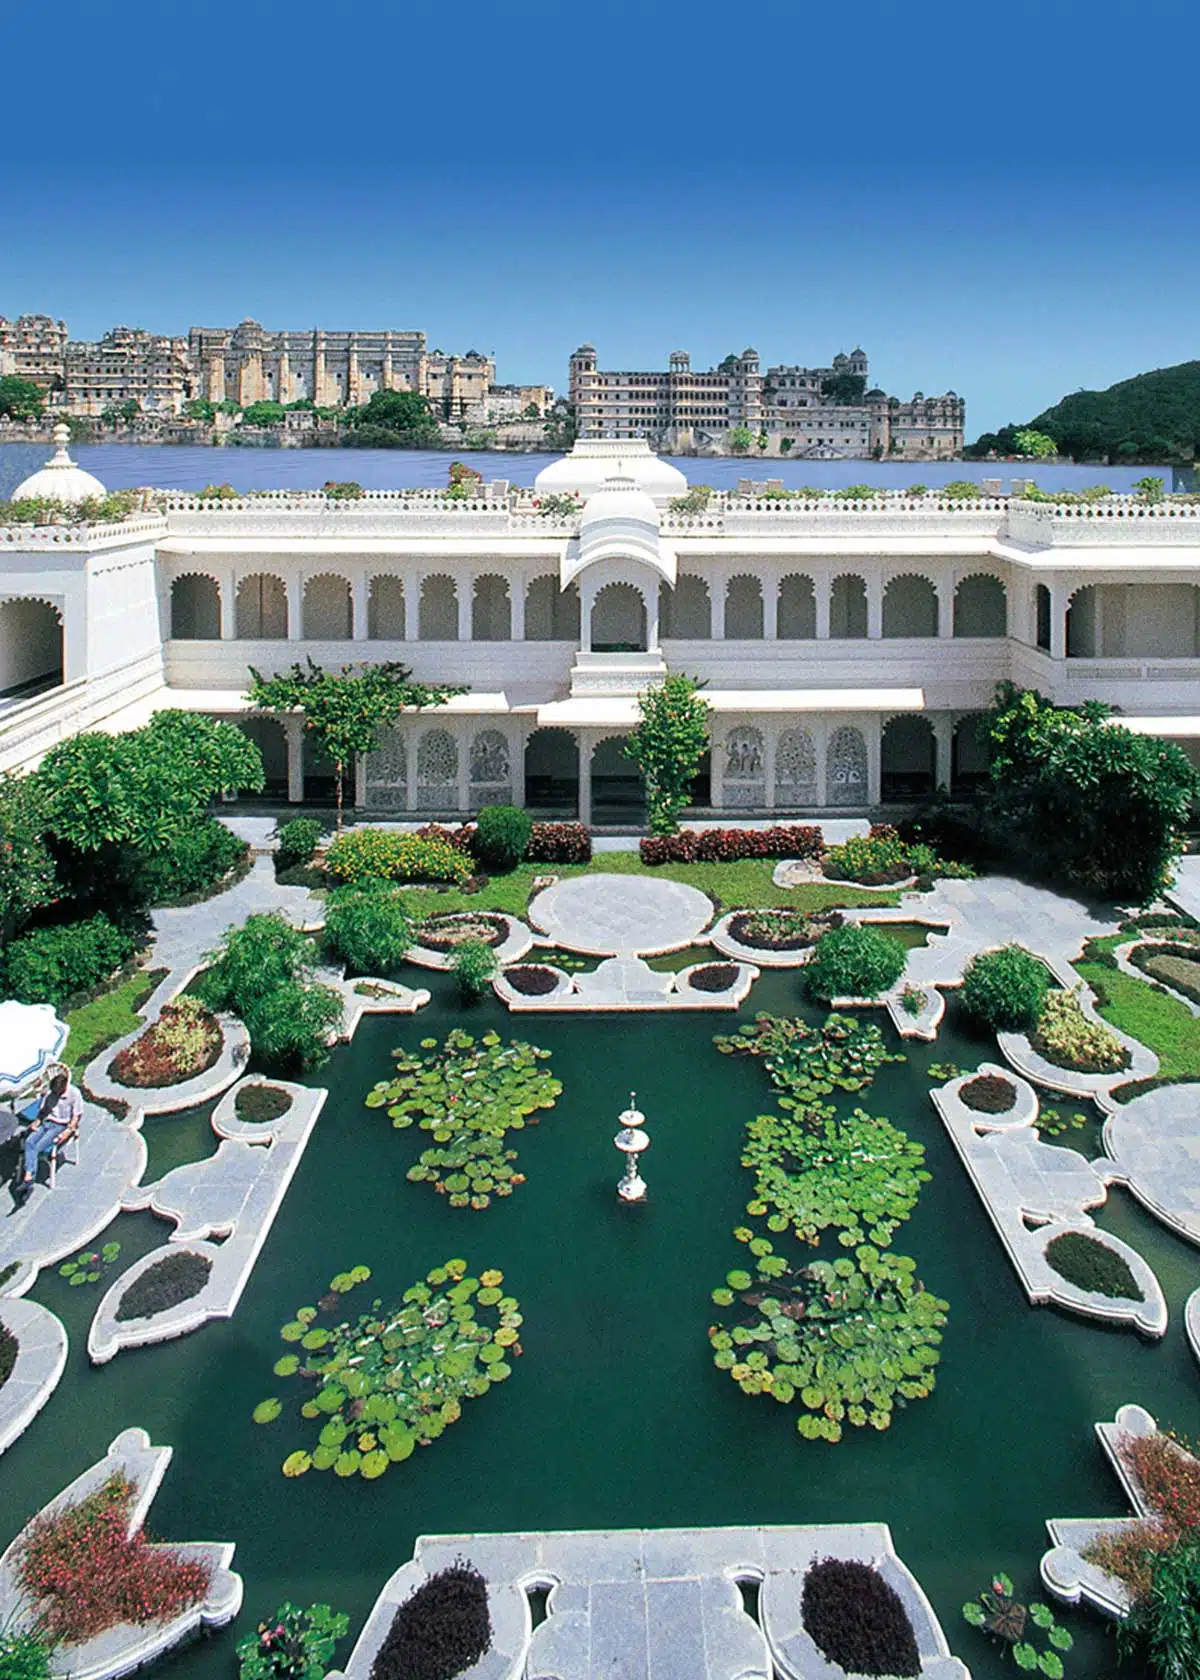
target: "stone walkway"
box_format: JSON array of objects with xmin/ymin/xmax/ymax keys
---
[
  {"xmin": 530, "ymin": 875, "xmax": 713, "ymax": 957},
  {"xmin": 1105, "ymin": 1085, "xmax": 1200, "ymax": 1246},
  {"xmin": 150, "ymin": 856, "xmax": 325, "ymax": 977},
  {"xmin": 0, "ymin": 1106, "xmax": 146, "ymax": 1281},
  {"xmin": 1167, "ymin": 855, "xmax": 1200, "ymax": 922}
]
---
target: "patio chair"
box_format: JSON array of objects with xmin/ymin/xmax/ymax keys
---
[{"xmin": 47, "ymin": 1128, "xmax": 80, "ymax": 1187}]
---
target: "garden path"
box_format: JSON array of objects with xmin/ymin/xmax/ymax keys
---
[
  {"xmin": 1167, "ymin": 854, "xmax": 1200, "ymax": 922},
  {"xmin": 1104, "ymin": 1084, "xmax": 1200, "ymax": 1247},
  {"xmin": 149, "ymin": 856, "xmax": 325, "ymax": 980},
  {"xmin": 0, "ymin": 1105, "xmax": 146, "ymax": 1281}
]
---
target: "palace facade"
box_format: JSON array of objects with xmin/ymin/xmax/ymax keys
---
[{"xmin": 2, "ymin": 436, "xmax": 1198, "ymax": 823}]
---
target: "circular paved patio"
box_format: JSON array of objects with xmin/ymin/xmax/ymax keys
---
[{"xmin": 530, "ymin": 874, "xmax": 714, "ymax": 957}]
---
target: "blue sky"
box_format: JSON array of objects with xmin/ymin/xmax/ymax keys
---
[{"xmin": 5, "ymin": 0, "xmax": 1198, "ymax": 436}]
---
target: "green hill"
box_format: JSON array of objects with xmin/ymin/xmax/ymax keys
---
[{"xmin": 967, "ymin": 360, "xmax": 1200, "ymax": 463}]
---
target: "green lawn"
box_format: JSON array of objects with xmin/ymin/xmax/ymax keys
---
[
  {"xmin": 1076, "ymin": 956, "xmax": 1200, "ymax": 1084},
  {"xmin": 397, "ymin": 856, "xmax": 902, "ymax": 922},
  {"xmin": 63, "ymin": 967, "xmax": 164, "ymax": 1073}
]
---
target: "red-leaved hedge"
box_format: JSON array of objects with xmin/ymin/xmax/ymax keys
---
[
  {"xmin": 639, "ymin": 825, "xmax": 824, "ymax": 865},
  {"xmin": 413, "ymin": 821, "xmax": 592, "ymax": 865}
]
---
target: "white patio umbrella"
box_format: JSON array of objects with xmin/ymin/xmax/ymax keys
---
[{"xmin": 0, "ymin": 1000, "xmax": 68, "ymax": 1096}]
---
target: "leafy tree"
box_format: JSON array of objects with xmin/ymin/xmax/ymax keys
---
[
  {"xmin": 286, "ymin": 397, "xmax": 316, "ymax": 411},
  {"xmin": 984, "ymin": 682, "xmax": 1198, "ymax": 902},
  {"xmin": 184, "ymin": 398, "xmax": 215, "ymax": 422},
  {"xmin": 727, "ymin": 425, "xmax": 753, "ymax": 455},
  {"xmin": 241, "ymin": 400, "xmax": 286, "ymax": 427},
  {"xmin": 0, "ymin": 772, "xmax": 58, "ymax": 938},
  {"xmin": 624, "ymin": 674, "xmax": 710, "ymax": 835},
  {"xmin": 345, "ymin": 389, "xmax": 439, "ymax": 448},
  {"xmin": 0, "ymin": 375, "xmax": 45, "ymax": 420},
  {"xmin": 247, "ymin": 658, "xmax": 463, "ymax": 831},
  {"xmin": 1011, "ymin": 427, "xmax": 1057, "ymax": 459},
  {"xmin": 1134, "ymin": 474, "xmax": 1165, "ymax": 502},
  {"xmin": 542, "ymin": 401, "xmax": 577, "ymax": 451},
  {"xmin": 820, "ymin": 372, "xmax": 867, "ymax": 405}
]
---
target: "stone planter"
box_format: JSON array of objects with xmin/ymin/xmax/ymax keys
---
[{"xmin": 406, "ymin": 913, "xmax": 532, "ymax": 971}]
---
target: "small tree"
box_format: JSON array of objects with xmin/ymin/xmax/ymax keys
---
[
  {"xmin": 0, "ymin": 375, "xmax": 45, "ymax": 421},
  {"xmin": 624, "ymin": 674, "xmax": 710, "ymax": 835},
  {"xmin": 1011, "ymin": 427, "xmax": 1058, "ymax": 459},
  {"xmin": 727, "ymin": 425, "xmax": 753, "ymax": 455},
  {"xmin": 248, "ymin": 658, "xmax": 463, "ymax": 831}
]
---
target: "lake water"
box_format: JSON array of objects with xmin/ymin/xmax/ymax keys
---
[{"xmin": 0, "ymin": 442, "xmax": 1174, "ymax": 500}]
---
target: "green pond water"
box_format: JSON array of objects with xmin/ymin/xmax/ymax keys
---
[{"xmin": 3, "ymin": 970, "xmax": 1194, "ymax": 1680}]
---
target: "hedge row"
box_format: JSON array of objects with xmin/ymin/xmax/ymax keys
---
[
  {"xmin": 0, "ymin": 914, "xmax": 142, "ymax": 1010},
  {"xmin": 639, "ymin": 825, "xmax": 824, "ymax": 865},
  {"xmin": 410, "ymin": 820, "xmax": 592, "ymax": 865}
]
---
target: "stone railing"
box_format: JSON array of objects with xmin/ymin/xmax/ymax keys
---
[
  {"xmin": 1007, "ymin": 501, "xmax": 1200, "ymax": 547},
  {"xmin": 0, "ymin": 513, "xmax": 166, "ymax": 546}
]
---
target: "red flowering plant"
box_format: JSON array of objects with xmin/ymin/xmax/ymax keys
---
[
  {"xmin": 15, "ymin": 1474, "xmax": 211, "ymax": 1646},
  {"xmin": 1083, "ymin": 1428, "xmax": 1200, "ymax": 1598}
]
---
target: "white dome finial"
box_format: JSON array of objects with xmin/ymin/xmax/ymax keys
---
[
  {"xmin": 52, "ymin": 423, "xmax": 71, "ymax": 455},
  {"xmin": 11, "ymin": 423, "xmax": 107, "ymax": 506}
]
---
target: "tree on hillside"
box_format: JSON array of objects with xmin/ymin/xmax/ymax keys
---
[
  {"xmin": 820, "ymin": 372, "xmax": 867, "ymax": 405},
  {"xmin": 727, "ymin": 425, "xmax": 753, "ymax": 455},
  {"xmin": 247, "ymin": 658, "xmax": 464, "ymax": 831},
  {"xmin": 344, "ymin": 389, "xmax": 440, "ymax": 449},
  {"xmin": 624, "ymin": 674, "xmax": 710, "ymax": 835},
  {"xmin": 1012, "ymin": 428, "xmax": 1057, "ymax": 459},
  {"xmin": 0, "ymin": 376, "xmax": 45, "ymax": 420}
]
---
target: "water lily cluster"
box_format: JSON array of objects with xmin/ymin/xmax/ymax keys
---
[
  {"xmin": 709, "ymin": 1012, "xmax": 947, "ymax": 1443},
  {"xmin": 364, "ymin": 1029, "xmax": 561, "ymax": 1209},
  {"xmin": 255, "ymin": 1261, "xmax": 521, "ymax": 1480}
]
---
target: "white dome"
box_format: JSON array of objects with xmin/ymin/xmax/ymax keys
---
[
  {"xmin": 535, "ymin": 438, "xmax": 687, "ymax": 506},
  {"xmin": 579, "ymin": 474, "xmax": 660, "ymax": 531},
  {"xmin": 12, "ymin": 426, "xmax": 106, "ymax": 505}
]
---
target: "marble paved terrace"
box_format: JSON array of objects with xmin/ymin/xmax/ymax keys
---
[
  {"xmin": 149, "ymin": 856, "xmax": 325, "ymax": 980},
  {"xmin": 529, "ymin": 874, "xmax": 714, "ymax": 957}
]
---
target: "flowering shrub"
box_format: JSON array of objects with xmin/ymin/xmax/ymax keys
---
[
  {"xmin": 526, "ymin": 822, "xmax": 591, "ymax": 863},
  {"xmin": 110, "ymin": 997, "xmax": 221, "ymax": 1088},
  {"xmin": 324, "ymin": 830, "xmax": 471, "ymax": 886},
  {"xmin": 1031, "ymin": 987, "xmax": 1130, "ymax": 1073},
  {"xmin": 237, "ymin": 1602, "xmax": 349, "ymax": 1680},
  {"xmin": 321, "ymin": 481, "xmax": 364, "ymax": 499},
  {"xmin": 640, "ymin": 825, "xmax": 823, "ymax": 864},
  {"xmin": 1084, "ymin": 1429, "xmax": 1200, "ymax": 1600},
  {"xmin": 16, "ymin": 1473, "xmax": 212, "ymax": 1645},
  {"xmin": 532, "ymin": 491, "xmax": 582, "ymax": 518},
  {"xmin": 823, "ymin": 831, "xmax": 914, "ymax": 885}
]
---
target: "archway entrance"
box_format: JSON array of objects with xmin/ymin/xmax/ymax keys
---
[
  {"xmin": 0, "ymin": 599, "xmax": 63, "ymax": 699},
  {"xmin": 524, "ymin": 729, "xmax": 579, "ymax": 817},
  {"xmin": 590, "ymin": 736, "xmax": 645, "ymax": 825},
  {"xmin": 951, "ymin": 715, "xmax": 989, "ymax": 799},
  {"xmin": 881, "ymin": 716, "xmax": 936, "ymax": 803},
  {"xmin": 237, "ymin": 717, "xmax": 288, "ymax": 798},
  {"xmin": 590, "ymin": 584, "xmax": 647, "ymax": 653}
]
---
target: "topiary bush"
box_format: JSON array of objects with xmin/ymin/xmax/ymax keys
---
[
  {"xmin": 959, "ymin": 944, "xmax": 1052, "ymax": 1033},
  {"xmin": 0, "ymin": 913, "xmax": 140, "ymax": 1009},
  {"xmin": 114, "ymin": 1251, "xmax": 214, "ymax": 1321},
  {"xmin": 323, "ymin": 881, "xmax": 412, "ymax": 974},
  {"xmin": 324, "ymin": 830, "xmax": 471, "ymax": 887},
  {"xmin": 132, "ymin": 816, "xmax": 248, "ymax": 905},
  {"xmin": 369, "ymin": 1562, "xmax": 491, "ymax": 1680},
  {"xmin": 472, "ymin": 805, "xmax": 531, "ymax": 873},
  {"xmin": 276, "ymin": 818, "xmax": 321, "ymax": 872},
  {"xmin": 1046, "ymin": 1230, "xmax": 1142, "ymax": 1300},
  {"xmin": 804, "ymin": 923, "xmax": 906, "ymax": 1002}
]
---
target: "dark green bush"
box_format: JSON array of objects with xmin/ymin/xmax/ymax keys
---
[
  {"xmin": 0, "ymin": 1319, "xmax": 16, "ymax": 1388},
  {"xmin": 114, "ymin": 1250, "xmax": 213, "ymax": 1321},
  {"xmin": 195, "ymin": 913, "xmax": 342, "ymax": 1069},
  {"xmin": 1046, "ymin": 1230, "xmax": 1142, "ymax": 1300},
  {"xmin": 277, "ymin": 817, "xmax": 321, "ymax": 871},
  {"xmin": 249, "ymin": 980, "xmax": 343, "ymax": 1070},
  {"xmin": 133, "ymin": 817, "xmax": 248, "ymax": 905},
  {"xmin": 451, "ymin": 939, "xmax": 498, "ymax": 1000},
  {"xmin": 234, "ymin": 1083, "xmax": 293, "ymax": 1123},
  {"xmin": 324, "ymin": 881, "xmax": 412, "ymax": 974},
  {"xmin": 960, "ymin": 944, "xmax": 1052, "ymax": 1032},
  {"xmin": 804, "ymin": 923, "xmax": 906, "ymax": 1002},
  {"xmin": 0, "ymin": 913, "xmax": 140, "ymax": 1009},
  {"xmin": 471, "ymin": 804, "xmax": 532, "ymax": 873}
]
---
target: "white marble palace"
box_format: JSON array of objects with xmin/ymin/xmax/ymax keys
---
[{"xmin": 3, "ymin": 432, "xmax": 1200, "ymax": 823}]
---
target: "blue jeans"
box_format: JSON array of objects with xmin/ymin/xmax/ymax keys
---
[{"xmin": 23, "ymin": 1121, "xmax": 68, "ymax": 1181}]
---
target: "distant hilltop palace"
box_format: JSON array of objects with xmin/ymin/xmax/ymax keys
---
[
  {"xmin": 0, "ymin": 314, "xmax": 551, "ymax": 425},
  {"xmin": 569, "ymin": 345, "xmax": 964, "ymax": 460}
]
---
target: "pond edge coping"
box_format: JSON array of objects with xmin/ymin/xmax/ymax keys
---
[
  {"xmin": 709, "ymin": 911, "xmax": 816, "ymax": 968},
  {"xmin": 0, "ymin": 1295, "xmax": 68, "ymax": 1458},
  {"xmin": 405, "ymin": 914, "xmax": 533, "ymax": 972}
]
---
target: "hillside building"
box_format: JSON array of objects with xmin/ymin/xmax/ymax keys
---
[
  {"xmin": 0, "ymin": 315, "xmax": 68, "ymax": 392},
  {"xmin": 63, "ymin": 327, "xmax": 194, "ymax": 417}
]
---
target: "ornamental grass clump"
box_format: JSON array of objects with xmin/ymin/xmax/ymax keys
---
[
  {"xmin": 369, "ymin": 1561, "xmax": 491, "ymax": 1680},
  {"xmin": 258, "ymin": 1263, "xmax": 521, "ymax": 1481},
  {"xmin": 195, "ymin": 914, "xmax": 343, "ymax": 1071},
  {"xmin": 959, "ymin": 945, "xmax": 1052, "ymax": 1033},
  {"xmin": 15, "ymin": 1474, "xmax": 212, "ymax": 1645},
  {"xmin": 803, "ymin": 923, "xmax": 906, "ymax": 1002},
  {"xmin": 0, "ymin": 1621, "xmax": 53, "ymax": 1680},
  {"xmin": 365, "ymin": 1029, "xmax": 560, "ymax": 1208},
  {"xmin": 1031, "ymin": 987, "xmax": 1130, "ymax": 1073},
  {"xmin": 802, "ymin": 1558, "xmax": 921, "ymax": 1678}
]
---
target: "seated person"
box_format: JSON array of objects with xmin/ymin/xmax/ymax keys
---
[{"xmin": 16, "ymin": 1066, "xmax": 82, "ymax": 1203}]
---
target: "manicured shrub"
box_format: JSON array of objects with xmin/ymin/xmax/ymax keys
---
[
  {"xmin": 804, "ymin": 923, "xmax": 906, "ymax": 1002},
  {"xmin": 525, "ymin": 821, "xmax": 591, "ymax": 863},
  {"xmin": 503, "ymin": 965, "xmax": 559, "ymax": 996},
  {"xmin": 1130, "ymin": 942, "xmax": 1200, "ymax": 1005},
  {"xmin": 0, "ymin": 913, "xmax": 140, "ymax": 1009},
  {"xmin": 639, "ymin": 824, "xmax": 823, "ymax": 864},
  {"xmin": 115, "ymin": 1250, "xmax": 213, "ymax": 1321},
  {"xmin": 276, "ymin": 817, "xmax": 321, "ymax": 871},
  {"xmin": 450, "ymin": 939, "xmax": 497, "ymax": 1000},
  {"xmin": 324, "ymin": 829, "xmax": 471, "ymax": 886},
  {"xmin": 688, "ymin": 963, "xmax": 739, "ymax": 992},
  {"xmin": 801, "ymin": 1558, "xmax": 921, "ymax": 1678},
  {"xmin": 959, "ymin": 945, "xmax": 1052, "ymax": 1033},
  {"xmin": 1046, "ymin": 1231, "xmax": 1142, "ymax": 1299},
  {"xmin": 110, "ymin": 997, "xmax": 222, "ymax": 1088},
  {"xmin": 960, "ymin": 1074, "xmax": 1017, "ymax": 1114},
  {"xmin": 133, "ymin": 817, "xmax": 248, "ymax": 904},
  {"xmin": 195, "ymin": 913, "xmax": 343, "ymax": 1070},
  {"xmin": 234, "ymin": 1083, "xmax": 293, "ymax": 1123},
  {"xmin": 15, "ymin": 1472, "xmax": 212, "ymax": 1645},
  {"xmin": 472, "ymin": 804, "xmax": 532, "ymax": 873},
  {"xmin": 369, "ymin": 1561, "xmax": 492, "ymax": 1680},
  {"xmin": 1032, "ymin": 987, "xmax": 1130, "ymax": 1073},
  {"xmin": 324, "ymin": 882, "xmax": 412, "ymax": 974},
  {"xmin": 0, "ymin": 1319, "xmax": 17, "ymax": 1388}
]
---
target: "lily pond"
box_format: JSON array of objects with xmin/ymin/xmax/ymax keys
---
[{"xmin": 4, "ymin": 966, "xmax": 1196, "ymax": 1680}]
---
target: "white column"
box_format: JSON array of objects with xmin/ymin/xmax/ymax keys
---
[
  {"xmin": 403, "ymin": 575, "xmax": 418, "ymax": 641},
  {"xmin": 351, "ymin": 574, "xmax": 369, "ymax": 641},
  {"xmin": 763, "ymin": 576, "xmax": 778, "ymax": 640},
  {"xmin": 1050, "ymin": 582, "xmax": 1068, "ymax": 661},
  {"xmin": 512, "ymin": 727, "xmax": 526, "ymax": 808},
  {"xmin": 936, "ymin": 583, "xmax": 954, "ymax": 640},
  {"xmin": 287, "ymin": 574, "xmax": 303, "ymax": 642},
  {"xmin": 219, "ymin": 568, "xmax": 236, "ymax": 640},
  {"xmin": 511, "ymin": 575, "xmax": 526, "ymax": 641},
  {"xmin": 456, "ymin": 725, "xmax": 470, "ymax": 812},
  {"xmin": 933, "ymin": 713, "xmax": 953, "ymax": 793},
  {"xmin": 814, "ymin": 574, "xmax": 832, "ymax": 640},
  {"xmin": 578, "ymin": 734, "xmax": 592, "ymax": 826},
  {"xmin": 405, "ymin": 727, "xmax": 418, "ymax": 810},
  {"xmin": 867, "ymin": 720, "xmax": 882, "ymax": 806},
  {"xmin": 285, "ymin": 714, "xmax": 304, "ymax": 803},
  {"xmin": 645, "ymin": 584, "xmax": 660, "ymax": 653},
  {"xmin": 579, "ymin": 584, "xmax": 594, "ymax": 653},
  {"xmin": 457, "ymin": 576, "xmax": 472, "ymax": 642},
  {"xmin": 866, "ymin": 575, "xmax": 884, "ymax": 640},
  {"xmin": 764, "ymin": 725, "xmax": 778, "ymax": 810},
  {"xmin": 712, "ymin": 573, "xmax": 726, "ymax": 640}
]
